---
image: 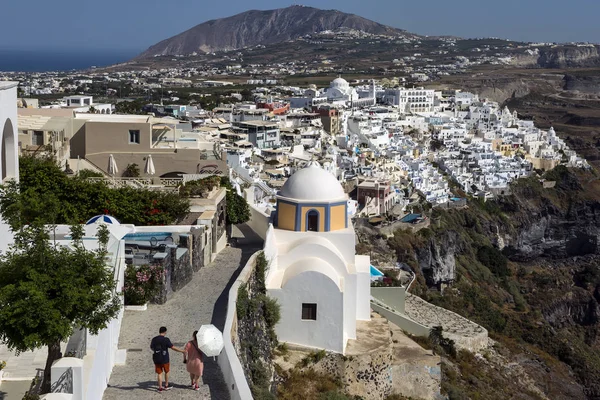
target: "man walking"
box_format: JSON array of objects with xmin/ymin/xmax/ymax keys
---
[{"xmin": 150, "ymin": 326, "xmax": 185, "ymax": 392}]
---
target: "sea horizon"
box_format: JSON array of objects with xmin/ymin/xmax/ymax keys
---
[{"xmin": 0, "ymin": 48, "xmax": 140, "ymax": 73}]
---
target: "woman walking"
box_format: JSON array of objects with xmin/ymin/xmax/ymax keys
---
[{"xmin": 184, "ymin": 330, "xmax": 204, "ymax": 390}]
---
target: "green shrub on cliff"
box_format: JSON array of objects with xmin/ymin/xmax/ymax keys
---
[{"xmin": 477, "ymin": 245, "xmax": 509, "ymax": 277}]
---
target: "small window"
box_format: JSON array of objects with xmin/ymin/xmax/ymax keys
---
[
  {"xmin": 302, "ymin": 303, "xmax": 317, "ymax": 320},
  {"xmin": 129, "ymin": 130, "xmax": 140, "ymax": 144},
  {"xmin": 307, "ymin": 210, "xmax": 319, "ymax": 232}
]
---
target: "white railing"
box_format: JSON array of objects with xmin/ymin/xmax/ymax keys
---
[{"xmin": 86, "ymin": 177, "xmax": 182, "ymax": 191}]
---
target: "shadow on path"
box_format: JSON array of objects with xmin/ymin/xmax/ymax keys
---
[{"xmin": 207, "ymin": 224, "xmax": 263, "ymax": 399}]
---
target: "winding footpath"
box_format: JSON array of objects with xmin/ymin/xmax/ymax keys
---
[{"xmin": 103, "ymin": 232, "xmax": 261, "ymax": 400}]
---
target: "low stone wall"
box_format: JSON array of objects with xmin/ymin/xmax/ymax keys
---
[
  {"xmin": 404, "ymin": 294, "xmax": 489, "ymax": 352},
  {"xmin": 377, "ymin": 218, "xmax": 431, "ymax": 236},
  {"xmin": 170, "ymin": 227, "xmax": 205, "ymax": 291},
  {"xmin": 151, "ymin": 226, "xmax": 210, "ymax": 304},
  {"xmin": 217, "ymin": 251, "xmax": 258, "ymax": 400},
  {"xmin": 371, "ymin": 301, "xmax": 431, "ymax": 338}
]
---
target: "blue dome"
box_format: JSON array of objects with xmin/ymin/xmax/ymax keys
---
[{"xmin": 86, "ymin": 215, "xmax": 120, "ymax": 225}]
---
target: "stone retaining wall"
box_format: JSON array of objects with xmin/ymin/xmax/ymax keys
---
[{"xmin": 151, "ymin": 226, "xmax": 210, "ymax": 304}]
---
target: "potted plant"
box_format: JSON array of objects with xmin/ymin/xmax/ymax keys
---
[
  {"xmin": 123, "ymin": 264, "xmax": 164, "ymax": 310},
  {"xmin": 0, "ymin": 360, "xmax": 6, "ymax": 382}
]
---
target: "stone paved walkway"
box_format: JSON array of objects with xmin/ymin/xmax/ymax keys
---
[
  {"xmin": 0, "ymin": 381, "xmax": 33, "ymax": 400},
  {"xmin": 404, "ymin": 293, "xmax": 488, "ymax": 351},
  {"xmin": 0, "ymin": 343, "xmax": 66, "ymax": 380},
  {"xmin": 104, "ymin": 227, "xmax": 262, "ymax": 400}
]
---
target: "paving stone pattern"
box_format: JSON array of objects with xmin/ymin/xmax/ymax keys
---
[
  {"xmin": 103, "ymin": 240, "xmax": 260, "ymax": 400},
  {"xmin": 0, "ymin": 343, "xmax": 66, "ymax": 380},
  {"xmin": 404, "ymin": 293, "xmax": 488, "ymax": 351}
]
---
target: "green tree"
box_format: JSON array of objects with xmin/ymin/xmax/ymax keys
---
[
  {"xmin": 122, "ymin": 163, "xmax": 140, "ymax": 178},
  {"xmin": 0, "ymin": 223, "xmax": 121, "ymax": 393},
  {"xmin": 0, "ymin": 156, "xmax": 190, "ymax": 227},
  {"xmin": 220, "ymin": 176, "xmax": 251, "ymax": 226}
]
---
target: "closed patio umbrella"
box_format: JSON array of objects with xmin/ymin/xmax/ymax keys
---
[
  {"xmin": 196, "ymin": 324, "xmax": 224, "ymax": 358},
  {"xmin": 144, "ymin": 154, "xmax": 156, "ymax": 176},
  {"xmin": 107, "ymin": 154, "xmax": 118, "ymax": 176}
]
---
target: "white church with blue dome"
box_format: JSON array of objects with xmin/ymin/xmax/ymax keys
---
[{"xmin": 264, "ymin": 162, "xmax": 371, "ymax": 354}]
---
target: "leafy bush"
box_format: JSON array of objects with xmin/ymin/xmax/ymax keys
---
[
  {"xmin": 123, "ymin": 264, "xmax": 164, "ymax": 305},
  {"xmin": 0, "ymin": 156, "xmax": 190, "ymax": 228},
  {"xmin": 122, "ymin": 163, "xmax": 140, "ymax": 178},
  {"xmin": 221, "ymin": 176, "xmax": 251, "ymax": 225},
  {"xmin": 179, "ymin": 175, "xmax": 221, "ymax": 197},
  {"xmin": 254, "ymin": 252, "xmax": 268, "ymax": 294},
  {"xmin": 277, "ymin": 369, "xmax": 341, "ymax": 400},
  {"xmin": 299, "ymin": 349, "xmax": 328, "ymax": 367},
  {"xmin": 477, "ymin": 245, "xmax": 509, "ymax": 277},
  {"xmin": 236, "ymin": 283, "xmax": 249, "ymax": 320},
  {"xmin": 78, "ymin": 169, "xmax": 103, "ymax": 178},
  {"xmin": 429, "ymin": 326, "xmax": 457, "ymax": 358},
  {"xmin": 261, "ymin": 295, "xmax": 281, "ymax": 329}
]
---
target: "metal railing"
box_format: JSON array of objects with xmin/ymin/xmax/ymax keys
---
[{"xmin": 51, "ymin": 367, "xmax": 73, "ymax": 394}]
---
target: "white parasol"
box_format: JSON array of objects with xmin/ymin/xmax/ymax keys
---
[
  {"xmin": 144, "ymin": 154, "xmax": 156, "ymax": 176},
  {"xmin": 196, "ymin": 324, "xmax": 224, "ymax": 358},
  {"xmin": 107, "ymin": 154, "xmax": 118, "ymax": 176}
]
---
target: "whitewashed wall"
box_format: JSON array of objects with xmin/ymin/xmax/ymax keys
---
[
  {"xmin": 83, "ymin": 240, "xmax": 126, "ymax": 400},
  {"xmin": 217, "ymin": 252, "xmax": 258, "ymax": 400}
]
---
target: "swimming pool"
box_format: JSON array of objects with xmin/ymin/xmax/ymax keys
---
[
  {"xmin": 370, "ymin": 265, "xmax": 385, "ymax": 278},
  {"xmin": 124, "ymin": 232, "xmax": 173, "ymax": 241}
]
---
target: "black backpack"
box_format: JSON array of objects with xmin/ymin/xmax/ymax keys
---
[{"xmin": 152, "ymin": 337, "xmax": 168, "ymax": 364}]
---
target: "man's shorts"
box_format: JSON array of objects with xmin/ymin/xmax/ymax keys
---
[{"xmin": 155, "ymin": 363, "xmax": 170, "ymax": 374}]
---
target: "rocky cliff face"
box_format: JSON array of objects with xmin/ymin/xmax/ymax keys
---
[
  {"xmin": 497, "ymin": 178, "xmax": 600, "ymax": 261},
  {"xmin": 137, "ymin": 5, "xmax": 409, "ymax": 57},
  {"xmin": 563, "ymin": 74, "xmax": 600, "ymax": 94},
  {"xmin": 537, "ymin": 46, "xmax": 600, "ymax": 68},
  {"xmin": 416, "ymin": 231, "xmax": 459, "ymax": 286}
]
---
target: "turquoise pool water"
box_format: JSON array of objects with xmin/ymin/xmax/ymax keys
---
[
  {"xmin": 370, "ymin": 265, "xmax": 384, "ymax": 277},
  {"xmin": 124, "ymin": 232, "xmax": 172, "ymax": 241}
]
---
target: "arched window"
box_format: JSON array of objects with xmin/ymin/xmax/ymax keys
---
[
  {"xmin": 307, "ymin": 210, "xmax": 319, "ymax": 232},
  {"xmin": 2, "ymin": 118, "xmax": 16, "ymax": 182}
]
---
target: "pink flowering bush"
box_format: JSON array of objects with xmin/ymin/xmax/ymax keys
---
[{"xmin": 123, "ymin": 264, "xmax": 164, "ymax": 305}]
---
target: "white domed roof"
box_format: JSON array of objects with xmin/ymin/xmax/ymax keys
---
[
  {"xmin": 279, "ymin": 162, "xmax": 346, "ymax": 202},
  {"xmin": 332, "ymin": 77, "xmax": 349, "ymax": 88}
]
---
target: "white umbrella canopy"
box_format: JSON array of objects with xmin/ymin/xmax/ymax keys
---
[
  {"xmin": 196, "ymin": 324, "xmax": 224, "ymax": 357},
  {"xmin": 144, "ymin": 154, "xmax": 156, "ymax": 175},
  {"xmin": 108, "ymin": 154, "xmax": 118, "ymax": 176}
]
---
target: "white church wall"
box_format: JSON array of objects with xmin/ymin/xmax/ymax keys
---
[
  {"xmin": 355, "ymin": 255, "xmax": 372, "ymax": 321},
  {"xmin": 0, "ymin": 82, "xmax": 19, "ymax": 183},
  {"xmin": 343, "ymin": 273, "xmax": 358, "ymax": 342},
  {"xmin": 278, "ymin": 241, "xmax": 348, "ymax": 279},
  {"xmin": 263, "ymin": 225, "xmax": 278, "ymax": 281},
  {"xmin": 269, "ymin": 271, "xmax": 344, "ymax": 354}
]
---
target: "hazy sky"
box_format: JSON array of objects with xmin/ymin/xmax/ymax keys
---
[{"xmin": 1, "ymin": 0, "xmax": 598, "ymax": 52}]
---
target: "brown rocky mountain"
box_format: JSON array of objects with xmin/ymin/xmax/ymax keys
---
[{"xmin": 136, "ymin": 5, "xmax": 411, "ymax": 58}]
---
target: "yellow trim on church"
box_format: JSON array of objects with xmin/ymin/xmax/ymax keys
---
[
  {"xmin": 277, "ymin": 202, "xmax": 297, "ymax": 231},
  {"xmin": 300, "ymin": 206, "xmax": 325, "ymax": 232},
  {"xmin": 330, "ymin": 204, "xmax": 346, "ymax": 231}
]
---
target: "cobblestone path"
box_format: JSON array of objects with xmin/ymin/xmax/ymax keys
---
[{"xmin": 103, "ymin": 237, "xmax": 261, "ymax": 400}]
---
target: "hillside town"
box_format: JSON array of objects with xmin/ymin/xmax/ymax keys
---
[
  {"xmin": 1, "ymin": 5, "xmax": 599, "ymax": 400},
  {"xmin": 7, "ymin": 75, "xmax": 589, "ymax": 220}
]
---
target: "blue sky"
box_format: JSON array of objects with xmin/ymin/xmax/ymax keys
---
[{"xmin": 1, "ymin": 0, "xmax": 598, "ymax": 52}]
